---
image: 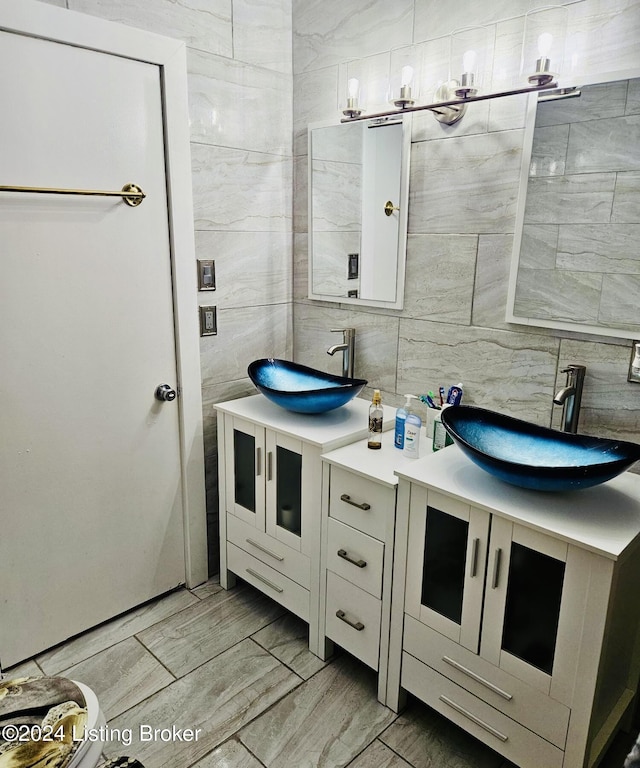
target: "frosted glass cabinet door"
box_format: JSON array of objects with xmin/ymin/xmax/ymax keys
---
[
  {"xmin": 265, "ymin": 430, "xmax": 305, "ymax": 552},
  {"xmin": 224, "ymin": 415, "xmax": 266, "ymax": 529},
  {"xmin": 405, "ymin": 488, "xmax": 490, "ymax": 652}
]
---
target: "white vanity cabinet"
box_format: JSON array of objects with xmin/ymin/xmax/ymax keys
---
[
  {"xmin": 320, "ymin": 429, "xmax": 424, "ymax": 703},
  {"xmin": 215, "ymin": 394, "xmax": 393, "ymax": 656},
  {"xmin": 388, "ymin": 446, "xmax": 640, "ymax": 768}
]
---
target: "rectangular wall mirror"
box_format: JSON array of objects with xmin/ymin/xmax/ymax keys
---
[
  {"xmin": 506, "ymin": 70, "xmax": 640, "ymax": 340},
  {"xmin": 308, "ymin": 115, "xmax": 411, "ymax": 309}
]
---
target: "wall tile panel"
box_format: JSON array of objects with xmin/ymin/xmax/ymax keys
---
[
  {"xmin": 292, "ymin": 0, "xmax": 413, "ymax": 74},
  {"xmin": 232, "ymin": 0, "xmax": 292, "ymax": 73},
  {"xmin": 188, "ymin": 49, "xmax": 292, "ymax": 156},
  {"xmin": 69, "ymin": 0, "xmax": 233, "ymax": 57},
  {"xmin": 192, "ymin": 144, "xmax": 292, "ymax": 231},
  {"xmin": 397, "ymin": 319, "xmax": 559, "ymax": 423}
]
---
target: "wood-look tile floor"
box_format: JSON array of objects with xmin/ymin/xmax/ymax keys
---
[{"xmin": 5, "ymin": 580, "xmax": 636, "ymax": 768}]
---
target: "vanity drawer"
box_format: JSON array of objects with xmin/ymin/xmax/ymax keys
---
[
  {"xmin": 329, "ymin": 466, "xmax": 393, "ymax": 540},
  {"xmin": 325, "ymin": 571, "xmax": 381, "ymax": 670},
  {"xmin": 326, "ymin": 517, "xmax": 384, "ymax": 598},
  {"xmin": 227, "ymin": 513, "xmax": 310, "ymax": 589},
  {"xmin": 401, "ymin": 652, "xmax": 564, "ymax": 768},
  {"xmin": 228, "ymin": 543, "xmax": 309, "ymax": 622},
  {"xmin": 403, "ymin": 615, "xmax": 569, "ymax": 748}
]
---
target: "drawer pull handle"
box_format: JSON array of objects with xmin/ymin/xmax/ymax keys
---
[
  {"xmin": 336, "ymin": 609, "xmax": 365, "ymax": 631},
  {"xmin": 246, "ymin": 538, "xmax": 284, "ymax": 562},
  {"xmin": 439, "ymin": 695, "xmax": 508, "ymax": 743},
  {"xmin": 267, "ymin": 451, "xmax": 273, "ymax": 481},
  {"xmin": 337, "ymin": 548, "xmax": 367, "ymax": 568},
  {"xmin": 340, "ymin": 493, "xmax": 371, "ymax": 511},
  {"xmin": 442, "ymin": 656, "xmax": 513, "ymax": 701},
  {"xmin": 246, "ymin": 568, "xmax": 284, "ymax": 593},
  {"xmin": 256, "ymin": 447, "xmax": 262, "ymax": 476},
  {"xmin": 491, "ymin": 548, "xmax": 502, "ymax": 589}
]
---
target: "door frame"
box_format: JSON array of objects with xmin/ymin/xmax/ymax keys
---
[{"xmin": 0, "ymin": 0, "xmax": 207, "ymax": 587}]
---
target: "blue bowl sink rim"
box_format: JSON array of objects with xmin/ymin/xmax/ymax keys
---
[
  {"xmin": 440, "ymin": 405, "xmax": 640, "ymax": 491},
  {"xmin": 247, "ymin": 358, "xmax": 367, "ymax": 414}
]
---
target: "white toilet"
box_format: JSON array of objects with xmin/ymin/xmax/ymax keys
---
[
  {"xmin": 0, "ymin": 676, "xmax": 106, "ymax": 768},
  {"xmin": 67, "ymin": 680, "xmax": 106, "ymax": 768}
]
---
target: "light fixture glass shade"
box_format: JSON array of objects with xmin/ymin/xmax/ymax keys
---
[
  {"xmin": 388, "ymin": 46, "xmax": 419, "ymax": 108},
  {"xmin": 338, "ymin": 53, "xmax": 391, "ymax": 117},
  {"xmin": 520, "ymin": 6, "xmax": 567, "ymax": 86},
  {"xmin": 449, "ymin": 26, "xmax": 491, "ymax": 98}
]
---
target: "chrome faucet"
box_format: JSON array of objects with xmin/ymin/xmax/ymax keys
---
[
  {"xmin": 327, "ymin": 328, "xmax": 356, "ymax": 379},
  {"xmin": 553, "ymin": 364, "xmax": 586, "ymax": 433}
]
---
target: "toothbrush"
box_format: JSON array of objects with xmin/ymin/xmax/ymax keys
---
[{"xmin": 420, "ymin": 393, "xmax": 440, "ymax": 409}]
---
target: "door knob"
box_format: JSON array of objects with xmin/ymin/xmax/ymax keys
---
[{"xmin": 155, "ymin": 384, "xmax": 176, "ymax": 402}]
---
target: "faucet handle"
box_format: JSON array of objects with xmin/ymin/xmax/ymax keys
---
[{"xmin": 330, "ymin": 328, "xmax": 355, "ymax": 336}]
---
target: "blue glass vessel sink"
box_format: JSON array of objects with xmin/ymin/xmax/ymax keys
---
[
  {"xmin": 441, "ymin": 405, "xmax": 640, "ymax": 492},
  {"xmin": 248, "ymin": 359, "xmax": 367, "ymax": 414}
]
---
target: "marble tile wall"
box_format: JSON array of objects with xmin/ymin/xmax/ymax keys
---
[
  {"xmin": 515, "ymin": 78, "xmax": 640, "ymax": 334},
  {"xmin": 293, "ymin": 0, "xmax": 640, "ymax": 460},
  {"xmin": 36, "ymin": 0, "xmax": 294, "ymax": 574}
]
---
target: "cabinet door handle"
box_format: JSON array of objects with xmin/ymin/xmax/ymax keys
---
[
  {"xmin": 256, "ymin": 447, "xmax": 262, "ymax": 476},
  {"xmin": 337, "ymin": 548, "xmax": 367, "ymax": 568},
  {"xmin": 340, "ymin": 493, "xmax": 371, "ymax": 511},
  {"xmin": 336, "ymin": 609, "xmax": 365, "ymax": 631},
  {"xmin": 267, "ymin": 450, "xmax": 273, "ymax": 481},
  {"xmin": 469, "ymin": 538, "xmax": 480, "ymax": 578},
  {"xmin": 491, "ymin": 548, "xmax": 502, "ymax": 589},
  {"xmin": 442, "ymin": 656, "xmax": 513, "ymax": 701},
  {"xmin": 246, "ymin": 568, "xmax": 284, "ymax": 593},
  {"xmin": 439, "ymin": 695, "xmax": 508, "ymax": 743},
  {"xmin": 246, "ymin": 538, "xmax": 284, "ymax": 562}
]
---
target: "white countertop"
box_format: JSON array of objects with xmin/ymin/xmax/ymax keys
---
[
  {"xmin": 395, "ymin": 445, "xmax": 640, "ymax": 561},
  {"xmin": 214, "ymin": 394, "xmax": 394, "ymax": 451},
  {"xmin": 321, "ymin": 427, "xmax": 431, "ymax": 488}
]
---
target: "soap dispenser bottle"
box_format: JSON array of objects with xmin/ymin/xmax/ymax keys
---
[
  {"xmin": 368, "ymin": 389, "xmax": 383, "ymax": 450},
  {"xmin": 403, "ymin": 396, "xmax": 422, "ymax": 458},
  {"xmin": 394, "ymin": 395, "xmax": 413, "ymax": 450}
]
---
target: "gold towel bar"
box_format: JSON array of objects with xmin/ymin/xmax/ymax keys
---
[{"xmin": 0, "ymin": 182, "xmax": 145, "ymax": 207}]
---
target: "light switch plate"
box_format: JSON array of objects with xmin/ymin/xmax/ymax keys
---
[
  {"xmin": 629, "ymin": 341, "xmax": 640, "ymax": 383},
  {"xmin": 197, "ymin": 259, "xmax": 216, "ymax": 291},
  {"xmin": 199, "ymin": 305, "xmax": 217, "ymax": 336}
]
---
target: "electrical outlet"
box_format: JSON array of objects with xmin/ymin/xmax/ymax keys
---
[
  {"xmin": 197, "ymin": 259, "xmax": 216, "ymax": 291},
  {"xmin": 199, "ymin": 306, "xmax": 217, "ymax": 336}
]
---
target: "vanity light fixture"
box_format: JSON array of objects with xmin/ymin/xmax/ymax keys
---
[
  {"xmin": 450, "ymin": 26, "xmax": 489, "ymax": 99},
  {"xmin": 530, "ymin": 32, "xmax": 555, "ymax": 85},
  {"xmin": 340, "ymin": 9, "xmax": 570, "ymax": 126},
  {"xmin": 521, "ymin": 6, "xmax": 567, "ymax": 88},
  {"xmin": 393, "ymin": 65, "xmax": 416, "ymax": 108},
  {"xmin": 342, "ymin": 78, "xmax": 362, "ymax": 118},
  {"xmin": 340, "ymin": 80, "xmax": 562, "ymax": 124},
  {"xmin": 456, "ymin": 49, "xmax": 478, "ymax": 97}
]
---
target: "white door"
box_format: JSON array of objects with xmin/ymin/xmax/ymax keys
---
[{"xmin": 0, "ymin": 28, "xmax": 187, "ymax": 665}]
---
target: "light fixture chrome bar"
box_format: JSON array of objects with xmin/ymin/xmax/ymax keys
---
[
  {"xmin": 537, "ymin": 87, "xmax": 581, "ymax": 102},
  {"xmin": 0, "ymin": 182, "xmax": 146, "ymax": 206},
  {"xmin": 340, "ymin": 82, "xmax": 570, "ymax": 123}
]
